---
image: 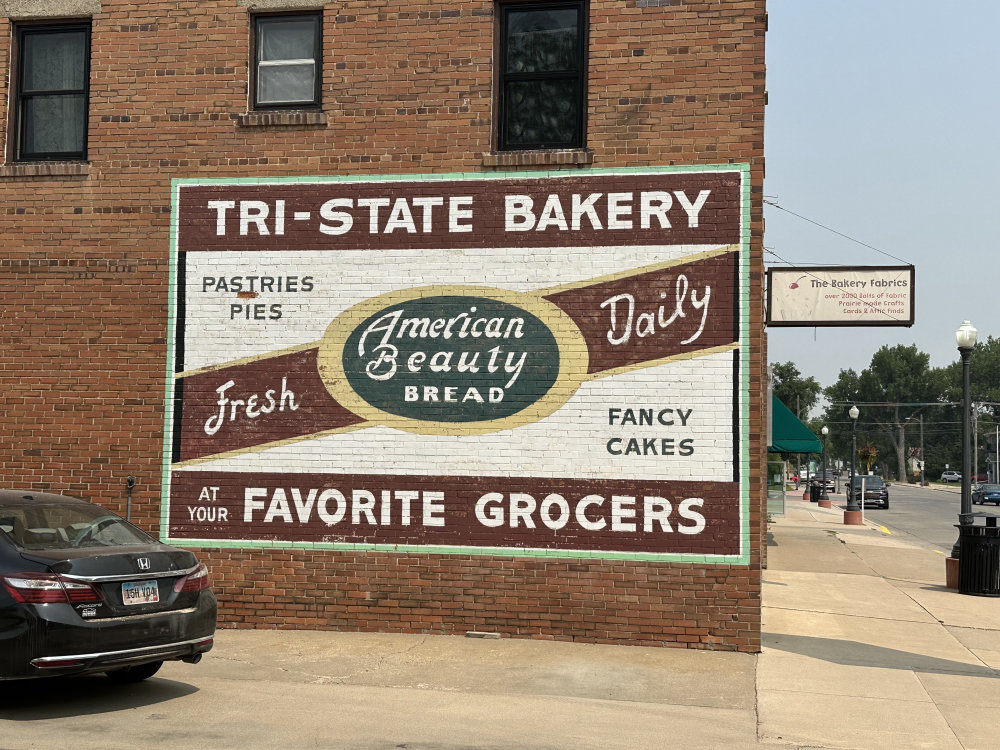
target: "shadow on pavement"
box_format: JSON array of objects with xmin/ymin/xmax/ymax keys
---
[
  {"xmin": 763, "ymin": 632, "xmax": 997, "ymax": 677},
  {"xmin": 0, "ymin": 674, "xmax": 198, "ymax": 720}
]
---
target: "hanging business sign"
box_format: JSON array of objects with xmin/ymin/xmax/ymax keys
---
[
  {"xmin": 164, "ymin": 167, "xmax": 751, "ymax": 561},
  {"xmin": 766, "ymin": 265, "xmax": 914, "ymax": 326}
]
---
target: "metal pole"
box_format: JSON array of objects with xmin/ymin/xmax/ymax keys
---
[
  {"xmin": 920, "ymin": 414, "xmax": 925, "ymax": 486},
  {"xmin": 820, "ymin": 428, "xmax": 829, "ymax": 501},
  {"xmin": 952, "ymin": 347, "xmax": 973, "ymax": 558},
  {"xmin": 847, "ymin": 414, "xmax": 859, "ymax": 512},
  {"xmin": 126, "ymin": 475, "xmax": 136, "ymax": 522},
  {"xmin": 974, "ymin": 407, "xmax": 979, "ymax": 483},
  {"xmin": 962, "ymin": 351, "xmax": 972, "ymax": 519}
]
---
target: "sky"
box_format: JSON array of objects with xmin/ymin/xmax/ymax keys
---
[{"xmin": 764, "ymin": 1, "xmax": 999, "ymax": 393}]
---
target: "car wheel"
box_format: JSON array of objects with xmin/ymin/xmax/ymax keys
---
[
  {"xmin": 883, "ymin": 499, "xmax": 889, "ymax": 509},
  {"xmin": 106, "ymin": 660, "xmax": 163, "ymax": 683}
]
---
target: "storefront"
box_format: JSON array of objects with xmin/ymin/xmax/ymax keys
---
[{"xmin": 0, "ymin": 0, "xmax": 766, "ymax": 650}]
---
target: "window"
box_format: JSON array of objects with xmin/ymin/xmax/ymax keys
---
[
  {"xmin": 13, "ymin": 23, "xmax": 90, "ymax": 161},
  {"xmin": 498, "ymin": 2, "xmax": 586, "ymax": 151},
  {"xmin": 253, "ymin": 13, "xmax": 321, "ymax": 109}
]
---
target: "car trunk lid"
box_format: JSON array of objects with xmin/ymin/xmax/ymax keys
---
[{"xmin": 17, "ymin": 544, "xmax": 201, "ymax": 617}]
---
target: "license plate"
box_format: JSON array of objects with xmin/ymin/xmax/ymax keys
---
[{"xmin": 122, "ymin": 580, "xmax": 159, "ymax": 606}]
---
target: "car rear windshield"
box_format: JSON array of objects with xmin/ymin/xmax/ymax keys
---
[{"xmin": 0, "ymin": 501, "xmax": 155, "ymax": 551}]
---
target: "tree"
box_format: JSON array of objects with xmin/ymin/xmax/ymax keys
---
[
  {"xmin": 857, "ymin": 444, "xmax": 878, "ymax": 473},
  {"xmin": 970, "ymin": 336, "xmax": 1000, "ymax": 419},
  {"xmin": 821, "ymin": 368, "xmax": 861, "ymax": 472},
  {"xmin": 822, "ymin": 345, "xmax": 944, "ymax": 481},
  {"xmin": 939, "ymin": 336, "xmax": 1000, "ymax": 479},
  {"xmin": 771, "ymin": 361, "xmax": 821, "ymax": 419}
]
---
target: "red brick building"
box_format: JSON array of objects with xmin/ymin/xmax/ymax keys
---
[{"xmin": 0, "ymin": 0, "xmax": 767, "ymax": 650}]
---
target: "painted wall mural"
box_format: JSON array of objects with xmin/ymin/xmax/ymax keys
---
[{"xmin": 164, "ymin": 167, "xmax": 750, "ymax": 561}]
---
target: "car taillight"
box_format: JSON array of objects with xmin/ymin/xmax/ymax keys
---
[
  {"xmin": 175, "ymin": 563, "xmax": 210, "ymax": 593},
  {"xmin": 1, "ymin": 573, "xmax": 103, "ymax": 604}
]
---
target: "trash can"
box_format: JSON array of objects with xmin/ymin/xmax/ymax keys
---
[
  {"xmin": 957, "ymin": 515, "xmax": 1000, "ymax": 597},
  {"xmin": 809, "ymin": 482, "xmax": 821, "ymax": 503}
]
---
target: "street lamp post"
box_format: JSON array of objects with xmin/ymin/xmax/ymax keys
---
[
  {"xmin": 952, "ymin": 320, "xmax": 978, "ymax": 560},
  {"xmin": 844, "ymin": 405, "xmax": 862, "ymax": 524},
  {"xmin": 819, "ymin": 426, "xmax": 831, "ymax": 508}
]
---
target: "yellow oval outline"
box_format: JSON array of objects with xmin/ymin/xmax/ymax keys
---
[{"xmin": 317, "ymin": 285, "xmax": 590, "ymax": 435}]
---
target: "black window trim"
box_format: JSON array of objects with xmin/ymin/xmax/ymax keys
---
[
  {"xmin": 497, "ymin": 0, "xmax": 587, "ymax": 152},
  {"xmin": 12, "ymin": 21, "xmax": 91, "ymax": 163},
  {"xmin": 251, "ymin": 10, "xmax": 323, "ymax": 111}
]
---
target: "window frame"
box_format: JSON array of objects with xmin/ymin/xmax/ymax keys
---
[
  {"xmin": 12, "ymin": 21, "xmax": 91, "ymax": 163},
  {"xmin": 496, "ymin": 0, "xmax": 587, "ymax": 152},
  {"xmin": 251, "ymin": 11, "xmax": 323, "ymax": 111}
]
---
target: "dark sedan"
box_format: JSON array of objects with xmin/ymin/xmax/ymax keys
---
[
  {"xmin": 0, "ymin": 490, "xmax": 216, "ymax": 682},
  {"xmin": 847, "ymin": 475, "xmax": 889, "ymax": 509},
  {"xmin": 972, "ymin": 484, "xmax": 1000, "ymax": 506}
]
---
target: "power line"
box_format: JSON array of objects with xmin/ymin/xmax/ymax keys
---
[{"xmin": 764, "ymin": 199, "xmax": 912, "ymax": 265}]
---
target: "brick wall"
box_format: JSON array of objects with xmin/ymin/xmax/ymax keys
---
[{"xmin": 0, "ymin": 0, "xmax": 766, "ymax": 651}]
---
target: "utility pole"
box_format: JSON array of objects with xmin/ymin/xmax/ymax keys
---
[
  {"xmin": 904, "ymin": 412, "xmax": 927, "ymax": 486},
  {"xmin": 920, "ymin": 413, "xmax": 925, "ymax": 486},
  {"xmin": 898, "ymin": 419, "xmax": 906, "ymax": 482}
]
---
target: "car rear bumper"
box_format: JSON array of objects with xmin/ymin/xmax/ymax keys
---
[
  {"xmin": 0, "ymin": 590, "xmax": 216, "ymax": 680},
  {"xmin": 30, "ymin": 634, "xmax": 214, "ymax": 672}
]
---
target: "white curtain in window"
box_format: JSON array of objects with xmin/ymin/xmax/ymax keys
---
[
  {"xmin": 257, "ymin": 18, "xmax": 317, "ymax": 106},
  {"xmin": 21, "ymin": 29, "xmax": 87, "ymax": 155}
]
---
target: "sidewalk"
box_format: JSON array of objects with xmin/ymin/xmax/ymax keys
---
[
  {"xmin": 760, "ymin": 493, "xmax": 1000, "ymax": 748},
  {"xmin": 1, "ymin": 495, "xmax": 998, "ymax": 749}
]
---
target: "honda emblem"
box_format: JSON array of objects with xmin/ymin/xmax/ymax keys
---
[{"xmin": 137, "ymin": 557, "xmax": 151, "ymax": 571}]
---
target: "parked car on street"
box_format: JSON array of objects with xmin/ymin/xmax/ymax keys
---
[
  {"xmin": 972, "ymin": 483, "xmax": 1000, "ymax": 505},
  {"xmin": 847, "ymin": 475, "xmax": 889, "ymax": 509},
  {"xmin": 0, "ymin": 490, "xmax": 216, "ymax": 681},
  {"xmin": 940, "ymin": 471, "xmax": 961, "ymax": 483},
  {"xmin": 810, "ymin": 473, "xmax": 836, "ymax": 492}
]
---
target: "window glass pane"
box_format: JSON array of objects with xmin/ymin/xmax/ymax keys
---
[
  {"xmin": 504, "ymin": 79, "xmax": 578, "ymax": 147},
  {"xmin": 22, "ymin": 30, "xmax": 87, "ymax": 91},
  {"xmin": 506, "ymin": 9, "xmax": 579, "ymax": 73},
  {"xmin": 0, "ymin": 500, "xmax": 154, "ymax": 551},
  {"xmin": 22, "ymin": 94, "xmax": 85, "ymax": 155},
  {"xmin": 258, "ymin": 63, "xmax": 317, "ymax": 105},
  {"xmin": 259, "ymin": 18, "xmax": 317, "ymax": 62}
]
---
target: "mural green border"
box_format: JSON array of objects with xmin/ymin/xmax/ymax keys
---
[{"xmin": 162, "ymin": 164, "xmax": 753, "ymax": 565}]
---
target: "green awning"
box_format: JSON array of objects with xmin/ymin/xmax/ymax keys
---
[{"xmin": 769, "ymin": 394, "xmax": 821, "ymax": 453}]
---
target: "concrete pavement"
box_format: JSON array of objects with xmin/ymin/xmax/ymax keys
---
[
  {"xmin": 760, "ymin": 492, "xmax": 1000, "ymax": 749},
  {"xmin": 1, "ymin": 491, "xmax": 997, "ymax": 749}
]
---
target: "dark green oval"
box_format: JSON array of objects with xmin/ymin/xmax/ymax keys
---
[{"xmin": 343, "ymin": 295, "xmax": 560, "ymax": 422}]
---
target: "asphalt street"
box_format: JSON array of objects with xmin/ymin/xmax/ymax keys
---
[{"xmin": 864, "ymin": 483, "xmax": 1000, "ymax": 553}]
